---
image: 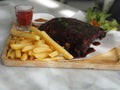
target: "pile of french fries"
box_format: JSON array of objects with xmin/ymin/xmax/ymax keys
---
[{"xmin": 7, "ymin": 26, "xmax": 73, "ymax": 61}]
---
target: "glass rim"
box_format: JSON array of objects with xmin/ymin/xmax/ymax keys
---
[{"xmin": 15, "ymin": 4, "xmax": 34, "ymax": 11}]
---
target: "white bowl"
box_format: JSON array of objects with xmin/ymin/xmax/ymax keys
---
[{"xmin": 32, "ymin": 13, "xmax": 55, "ymax": 27}]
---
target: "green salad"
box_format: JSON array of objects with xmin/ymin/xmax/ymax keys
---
[{"xmin": 86, "ymin": 7, "xmax": 119, "ymax": 32}]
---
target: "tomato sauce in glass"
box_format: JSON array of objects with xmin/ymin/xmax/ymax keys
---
[{"xmin": 16, "ymin": 10, "xmax": 33, "ymax": 26}]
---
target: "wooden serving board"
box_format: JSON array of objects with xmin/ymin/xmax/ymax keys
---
[{"xmin": 1, "ymin": 24, "xmax": 120, "ymax": 70}]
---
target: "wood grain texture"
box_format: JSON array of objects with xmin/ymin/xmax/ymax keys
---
[{"xmin": 1, "ymin": 24, "xmax": 120, "ymax": 70}]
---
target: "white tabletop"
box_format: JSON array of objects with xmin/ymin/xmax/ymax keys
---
[{"xmin": 0, "ymin": 0, "xmax": 120, "ymax": 90}]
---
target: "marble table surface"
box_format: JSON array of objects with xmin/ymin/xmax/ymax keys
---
[{"xmin": 0, "ymin": 0, "xmax": 120, "ymax": 90}]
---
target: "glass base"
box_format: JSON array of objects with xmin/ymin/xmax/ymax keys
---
[{"xmin": 16, "ymin": 26, "xmax": 30, "ymax": 32}]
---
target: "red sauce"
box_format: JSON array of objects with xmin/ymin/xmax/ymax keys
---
[
  {"xmin": 92, "ymin": 42, "xmax": 101, "ymax": 46},
  {"xmin": 35, "ymin": 18, "xmax": 47, "ymax": 22},
  {"xmin": 16, "ymin": 10, "xmax": 33, "ymax": 26}
]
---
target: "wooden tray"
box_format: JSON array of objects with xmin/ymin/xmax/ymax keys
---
[{"xmin": 2, "ymin": 24, "xmax": 120, "ymax": 70}]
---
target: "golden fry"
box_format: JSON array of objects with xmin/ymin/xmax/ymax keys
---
[
  {"xmin": 30, "ymin": 26, "xmax": 43, "ymax": 37},
  {"xmin": 9, "ymin": 39, "xmax": 16, "ymax": 44},
  {"xmin": 7, "ymin": 49, "xmax": 15, "ymax": 59},
  {"xmin": 15, "ymin": 49, "xmax": 21, "ymax": 58},
  {"xmin": 34, "ymin": 53, "xmax": 49, "ymax": 59},
  {"xmin": 22, "ymin": 45, "xmax": 34, "ymax": 52},
  {"xmin": 7, "ymin": 49, "xmax": 13, "ymax": 58},
  {"xmin": 21, "ymin": 53, "xmax": 28, "ymax": 60},
  {"xmin": 33, "ymin": 47, "xmax": 52, "ymax": 53},
  {"xmin": 28, "ymin": 51, "xmax": 33, "ymax": 56},
  {"xmin": 29, "ymin": 55, "xmax": 34, "ymax": 60},
  {"xmin": 49, "ymin": 51, "xmax": 59, "ymax": 58},
  {"xmin": 10, "ymin": 44, "xmax": 24, "ymax": 50},
  {"xmin": 19, "ymin": 39, "xmax": 32, "ymax": 44},
  {"xmin": 10, "ymin": 50, "xmax": 15, "ymax": 59},
  {"xmin": 15, "ymin": 38, "xmax": 21, "ymax": 44},
  {"xmin": 11, "ymin": 28, "xmax": 40, "ymax": 40},
  {"xmin": 12, "ymin": 36, "xmax": 18, "ymax": 40},
  {"xmin": 20, "ymin": 42, "xmax": 33, "ymax": 46},
  {"xmin": 40, "ymin": 44, "xmax": 50, "ymax": 48},
  {"xmin": 34, "ymin": 40, "xmax": 45, "ymax": 46}
]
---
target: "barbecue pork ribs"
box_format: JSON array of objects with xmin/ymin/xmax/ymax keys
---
[{"xmin": 39, "ymin": 18, "xmax": 106, "ymax": 58}]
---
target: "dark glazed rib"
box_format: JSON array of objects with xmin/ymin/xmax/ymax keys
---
[{"xmin": 39, "ymin": 18, "xmax": 106, "ymax": 58}]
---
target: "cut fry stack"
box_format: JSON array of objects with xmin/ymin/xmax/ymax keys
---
[{"xmin": 7, "ymin": 26, "xmax": 73, "ymax": 61}]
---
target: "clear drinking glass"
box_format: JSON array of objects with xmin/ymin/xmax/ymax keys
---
[{"xmin": 15, "ymin": 4, "xmax": 34, "ymax": 31}]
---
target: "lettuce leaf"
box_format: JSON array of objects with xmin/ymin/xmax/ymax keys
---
[{"xmin": 86, "ymin": 7, "xmax": 119, "ymax": 32}]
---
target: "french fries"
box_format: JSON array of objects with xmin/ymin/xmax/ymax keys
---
[
  {"xmin": 22, "ymin": 45, "xmax": 34, "ymax": 52},
  {"xmin": 34, "ymin": 40, "xmax": 45, "ymax": 46},
  {"xmin": 33, "ymin": 47, "xmax": 52, "ymax": 53},
  {"xmin": 7, "ymin": 49, "xmax": 15, "ymax": 59},
  {"xmin": 34, "ymin": 53, "xmax": 49, "ymax": 59},
  {"xmin": 49, "ymin": 51, "xmax": 59, "ymax": 58},
  {"xmin": 10, "ymin": 44, "xmax": 24, "ymax": 50},
  {"xmin": 30, "ymin": 26, "xmax": 43, "ymax": 37},
  {"xmin": 30, "ymin": 26, "xmax": 73, "ymax": 59},
  {"xmin": 21, "ymin": 53, "xmax": 28, "ymax": 60},
  {"xmin": 11, "ymin": 28, "xmax": 40, "ymax": 40},
  {"xmin": 41, "ymin": 31, "xmax": 73, "ymax": 59},
  {"xmin": 15, "ymin": 49, "xmax": 21, "ymax": 58},
  {"xmin": 7, "ymin": 26, "xmax": 73, "ymax": 61},
  {"xmin": 7, "ymin": 49, "xmax": 14, "ymax": 58}
]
